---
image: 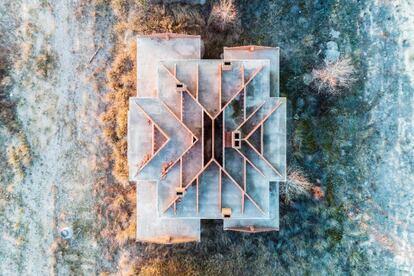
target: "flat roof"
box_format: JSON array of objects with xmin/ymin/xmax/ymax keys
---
[{"xmin": 128, "ymin": 34, "xmax": 286, "ymax": 243}]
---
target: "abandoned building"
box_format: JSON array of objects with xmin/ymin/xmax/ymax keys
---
[{"xmin": 128, "ymin": 33, "xmax": 286, "ymax": 244}]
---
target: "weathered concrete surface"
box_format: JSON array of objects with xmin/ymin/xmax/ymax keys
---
[
  {"xmin": 136, "ymin": 34, "xmax": 201, "ymax": 97},
  {"xmin": 136, "ymin": 180, "xmax": 200, "ymax": 243}
]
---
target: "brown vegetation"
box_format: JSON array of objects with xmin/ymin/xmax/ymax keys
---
[
  {"xmin": 6, "ymin": 138, "xmax": 32, "ymax": 181},
  {"xmin": 101, "ymin": 41, "xmax": 136, "ymax": 183},
  {"xmin": 112, "ymin": 3, "xmax": 205, "ymax": 38},
  {"xmin": 312, "ymin": 58, "xmax": 356, "ymax": 94},
  {"xmin": 97, "ymin": 40, "xmax": 137, "ymax": 256},
  {"xmin": 95, "ymin": 178, "xmax": 136, "ymax": 256},
  {"xmin": 1, "ymin": 42, "xmax": 33, "ymax": 182},
  {"xmin": 139, "ymin": 258, "xmax": 197, "ymax": 276}
]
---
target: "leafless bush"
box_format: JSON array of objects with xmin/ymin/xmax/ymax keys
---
[
  {"xmin": 208, "ymin": 0, "xmax": 237, "ymax": 32},
  {"xmin": 312, "ymin": 58, "xmax": 356, "ymax": 94},
  {"xmin": 6, "ymin": 138, "xmax": 32, "ymax": 181},
  {"xmin": 35, "ymin": 48, "xmax": 56, "ymax": 79},
  {"xmin": 281, "ymin": 167, "xmax": 324, "ymax": 203}
]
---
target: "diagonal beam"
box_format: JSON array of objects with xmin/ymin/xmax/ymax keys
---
[
  {"xmin": 225, "ymin": 226, "xmax": 278, "ymax": 233},
  {"xmin": 244, "ymin": 98, "xmax": 284, "ymax": 140},
  {"xmin": 133, "ymin": 102, "xmax": 171, "ymax": 176},
  {"xmin": 162, "ymin": 159, "xmax": 214, "ymax": 214},
  {"xmin": 244, "ymin": 139, "xmax": 283, "ymax": 178},
  {"xmin": 233, "ymin": 147, "xmax": 265, "ymax": 177},
  {"xmin": 235, "ymin": 101, "xmax": 266, "ymax": 131},
  {"xmin": 159, "ymin": 98, "xmax": 198, "ymax": 139},
  {"xmin": 162, "ymin": 139, "xmax": 199, "ymax": 177},
  {"xmin": 213, "ymin": 159, "xmax": 266, "ymax": 215},
  {"xmin": 183, "ymin": 87, "xmax": 214, "ymax": 120},
  {"xmin": 216, "ymin": 65, "xmax": 264, "ymax": 119},
  {"xmin": 160, "ymin": 64, "xmax": 214, "ymax": 119}
]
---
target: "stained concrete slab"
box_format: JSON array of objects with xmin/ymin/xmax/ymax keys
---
[
  {"xmin": 137, "ymin": 34, "xmax": 201, "ymax": 97},
  {"xmin": 136, "ymin": 180, "xmax": 200, "ymax": 243},
  {"xmin": 223, "ymin": 182, "xmax": 279, "ymax": 231},
  {"xmin": 224, "ymin": 46, "xmax": 280, "ymax": 97}
]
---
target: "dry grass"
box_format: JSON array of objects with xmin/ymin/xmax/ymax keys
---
[
  {"xmin": 208, "ymin": 0, "xmax": 237, "ymax": 32},
  {"xmin": 115, "ymin": 4, "xmax": 205, "ymax": 36},
  {"xmin": 312, "ymin": 58, "xmax": 356, "ymax": 94},
  {"xmin": 95, "ymin": 179, "xmax": 136, "ymax": 255},
  {"xmin": 138, "ymin": 259, "xmax": 198, "ymax": 276},
  {"xmin": 101, "ymin": 41, "xmax": 136, "ymax": 183}
]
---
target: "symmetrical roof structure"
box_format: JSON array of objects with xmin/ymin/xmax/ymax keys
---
[{"xmin": 128, "ymin": 33, "xmax": 286, "ymax": 244}]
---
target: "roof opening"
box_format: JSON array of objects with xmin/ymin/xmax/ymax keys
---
[
  {"xmin": 222, "ymin": 208, "xmax": 232, "ymax": 218},
  {"xmin": 232, "ymin": 131, "xmax": 241, "ymax": 149},
  {"xmin": 222, "ymin": 61, "xmax": 232, "ymax": 71},
  {"xmin": 234, "ymin": 140, "xmax": 240, "ymax": 148},
  {"xmin": 176, "ymin": 187, "xmax": 185, "ymax": 197}
]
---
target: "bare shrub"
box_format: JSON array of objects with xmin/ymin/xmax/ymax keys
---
[
  {"xmin": 281, "ymin": 167, "xmax": 324, "ymax": 203},
  {"xmin": 312, "ymin": 58, "xmax": 356, "ymax": 94},
  {"xmin": 35, "ymin": 48, "xmax": 56, "ymax": 79},
  {"xmin": 208, "ymin": 0, "xmax": 237, "ymax": 32},
  {"xmin": 6, "ymin": 138, "xmax": 32, "ymax": 181}
]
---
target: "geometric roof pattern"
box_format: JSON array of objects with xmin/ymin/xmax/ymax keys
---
[{"xmin": 128, "ymin": 34, "xmax": 286, "ymax": 244}]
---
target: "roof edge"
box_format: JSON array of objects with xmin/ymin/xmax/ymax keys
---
[
  {"xmin": 136, "ymin": 236, "xmax": 200, "ymax": 244},
  {"xmin": 137, "ymin": 33, "xmax": 201, "ymax": 39},
  {"xmin": 224, "ymin": 45, "xmax": 279, "ymax": 51}
]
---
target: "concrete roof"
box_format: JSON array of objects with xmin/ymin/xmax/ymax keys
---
[{"xmin": 128, "ymin": 34, "xmax": 286, "ymax": 243}]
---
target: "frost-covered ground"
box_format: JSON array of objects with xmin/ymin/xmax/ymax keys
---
[
  {"xmin": 0, "ymin": 0, "xmax": 413, "ymax": 275},
  {"xmin": 0, "ymin": 1, "xmax": 112, "ymax": 275},
  {"xmin": 356, "ymin": 0, "xmax": 414, "ymax": 271}
]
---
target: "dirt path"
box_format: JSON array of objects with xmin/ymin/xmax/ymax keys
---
[{"xmin": 0, "ymin": 1, "xmax": 112, "ymax": 275}]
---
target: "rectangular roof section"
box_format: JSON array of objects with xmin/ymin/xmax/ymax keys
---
[
  {"xmin": 224, "ymin": 45, "xmax": 280, "ymax": 97},
  {"xmin": 136, "ymin": 33, "xmax": 201, "ymax": 97}
]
